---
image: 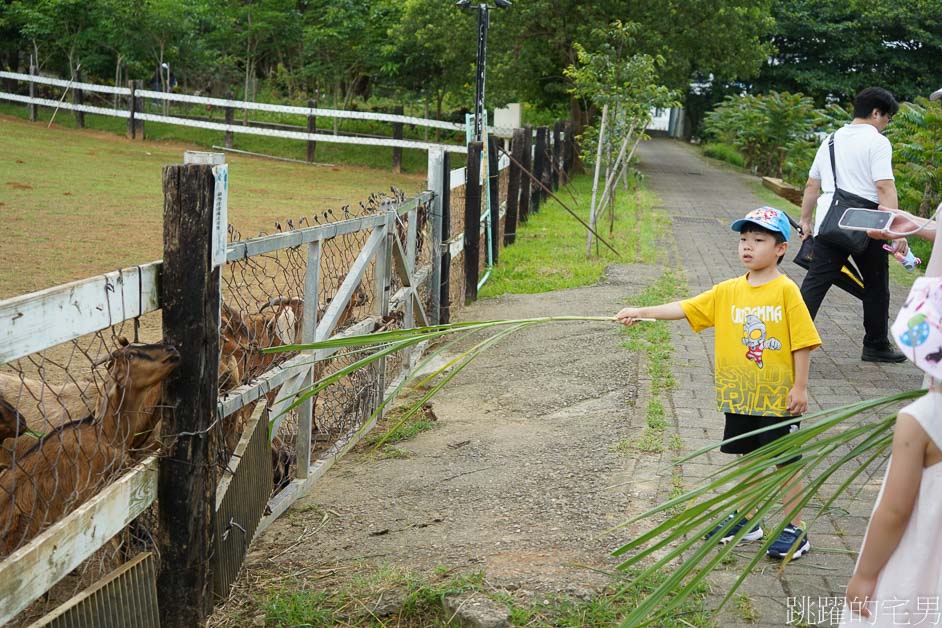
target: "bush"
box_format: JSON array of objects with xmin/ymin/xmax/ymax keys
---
[
  {"xmin": 702, "ymin": 142, "xmax": 745, "ymax": 167},
  {"xmin": 702, "ymin": 92, "xmax": 817, "ymax": 178}
]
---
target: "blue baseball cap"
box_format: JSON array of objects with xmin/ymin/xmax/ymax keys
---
[{"xmin": 730, "ymin": 206, "xmax": 790, "ymax": 242}]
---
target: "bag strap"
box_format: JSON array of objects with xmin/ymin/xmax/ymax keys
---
[{"xmin": 827, "ymin": 133, "xmax": 838, "ymax": 189}]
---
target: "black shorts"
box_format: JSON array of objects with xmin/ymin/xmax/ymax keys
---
[{"xmin": 722, "ymin": 413, "xmax": 801, "ymax": 466}]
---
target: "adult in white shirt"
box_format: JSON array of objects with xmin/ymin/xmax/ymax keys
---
[{"xmin": 798, "ymin": 87, "xmax": 906, "ymax": 363}]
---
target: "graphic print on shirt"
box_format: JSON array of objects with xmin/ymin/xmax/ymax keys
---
[{"xmin": 741, "ymin": 314, "xmax": 781, "ymax": 369}]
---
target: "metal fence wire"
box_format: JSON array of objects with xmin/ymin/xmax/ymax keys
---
[
  {"xmin": 0, "ymin": 316, "xmax": 168, "ymax": 625},
  {"xmin": 0, "ymin": 144, "xmax": 512, "ymax": 623},
  {"xmin": 217, "ymin": 189, "xmax": 434, "ymax": 498}
]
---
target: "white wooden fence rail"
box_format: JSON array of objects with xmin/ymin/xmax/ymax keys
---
[{"xmin": 0, "ymin": 71, "xmax": 519, "ymax": 151}]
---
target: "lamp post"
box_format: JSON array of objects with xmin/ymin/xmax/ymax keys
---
[{"xmin": 456, "ymin": 0, "xmax": 511, "ymax": 142}]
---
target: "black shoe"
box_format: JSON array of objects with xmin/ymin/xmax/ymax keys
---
[{"xmin": 861, "ymin": 344, "xmax": 907, "ymax": 363}]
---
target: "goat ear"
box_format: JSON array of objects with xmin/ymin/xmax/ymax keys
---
[
  {"xmin": 117, "ymin": 336, "xmax": 130, "ymax": 347},
  {"xmin": 0, "ymin": 398, "xmax": 27, "ymax": 434}
]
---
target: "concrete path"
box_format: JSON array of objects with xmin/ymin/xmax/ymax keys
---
[{"xmin": 638, "ymin": 138, "xmax": 923, "ymax": 627}]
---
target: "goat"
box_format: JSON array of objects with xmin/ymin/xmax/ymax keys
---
[
  {"xmin": 0, "ymin": 373, "xmax": 101, "ymax": 435},
  {"xmin": 0, "ymin": 399, "xmax": 27, "ymax": 443},
  {"xmin": 0, "ymin": 340, "xmax": 179, "ymax": 556}
]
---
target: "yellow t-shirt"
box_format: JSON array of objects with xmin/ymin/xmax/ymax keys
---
[{"xmin": 680, "ymin": 274, "xmax": 821, "ymax": 417}]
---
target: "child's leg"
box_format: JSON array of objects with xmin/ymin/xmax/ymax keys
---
[{"xmin": 779, "ymin": 466, "xmax": 803, "ymax": 527}]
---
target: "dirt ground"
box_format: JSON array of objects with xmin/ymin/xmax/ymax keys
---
[{"xmin": 218, "ymin": 262, "xmax": 674, "ymax": 621}]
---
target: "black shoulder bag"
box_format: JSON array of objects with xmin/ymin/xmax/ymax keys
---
[{"xmin": 815, "ymin": 133, "xmax": 877, "ymax": 254}]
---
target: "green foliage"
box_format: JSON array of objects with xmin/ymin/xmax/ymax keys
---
[
  {"xmin": 255, "ymin": 565, "xmax": 712, "ymax": 626},
  {"xmin": 565, "ymin": 21, "xmax": 677, "ymax": 173},
  {"xmin": 478, "ymin": 176, "xmax": 664, "ymax": 297},
  {"xmin": 365, "ymin": 417, "xmax": 436, "ymax": 446},
  {"xmin": 886, "ymin": 100, "xmax": 942, "ymax": 218},
  {"xmin": 702, "ymin": 91, "xmax": 817, "ymax": 178},
  {"xmin": 612, "ymin": 390, "xmax": 923, "ymax": 626},
  {"xmin": 702, "ymin": 143, "xmax": 745, "ymax": 168},
  {"xmin": 753, "ymin": 0, "xmax": 942, "ymax": 104}
]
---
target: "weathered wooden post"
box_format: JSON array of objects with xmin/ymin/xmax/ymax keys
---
[
  {"xmin": 552, "ymin": 121, "xmax": 563, "ymax": 190},
  {"xmin": 504, "ymin": 128, "xmax": 524, "ymax": 245},
  {"xmin": 392, "ymin": 105, "xmax": 404, "ymax": 173},
  {"xmin": 224, "ymin": 93, "xmax": 234, "ymax": 149},
  {"xmin": 518, "ymin": 125, "xmax": 533, "ymax": 223},
  {"xmin": 73, "ymin": 68, "xmax": 85, "ymax": 128},
  {"xmin": 563, "ymin": 120, "xmax": 574, "ymax": 183},
  {"xmin": 28, "ymin": 58, "xmax": 37, "ymax": 122},
  {"xmin": 439, "ymin": 152, "xmax": 452, "ymax": 323},
  {"xmin": 464, "ymin": 141, "xmax": 483, "ymax": 304},
  {"xmin": 487, "ymin": 136, "xmax": 500, "ymax": 266},
  {"xmin": 158, "ymin": 151, "xmax": 224, "ymax": 626},
  {"xmin": 533, "ymin": 126, "xmax": 548, "ymax": 212},
  {"xmin": 306, "ymin": 99, "xmax": 317, "ymax": 162},
  {"xmin": 127, "ymin": 80, "xmax": 144, "ymax": 140}
]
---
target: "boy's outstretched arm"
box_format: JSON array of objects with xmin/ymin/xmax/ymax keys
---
[
  {"xmin": 786, "ymin": 347, "xmax": 811, "ymax": 415},
  {"xmin": 615, "ymin": 302, "xmax": 685, "ymax": 326}
]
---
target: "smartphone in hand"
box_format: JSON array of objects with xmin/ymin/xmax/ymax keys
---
[{"xmin": 839, "ymin": 208, "xmax": 895, "ymax": 232}]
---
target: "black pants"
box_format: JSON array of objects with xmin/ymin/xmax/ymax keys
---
[{"xmin": 800, "ymin": 236, "xmax": 890, "ymax": 348}]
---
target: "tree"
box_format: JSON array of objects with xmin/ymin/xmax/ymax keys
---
[
  {"xmin": 301, "ymin": 0, "xmax": 388, "ymax": 122},
  {"xmin": 752, "ymin": 0, "xmax": 942, "ymax": 104},
  {"xmin": 381, "ymin": 0, "xmax": 475, "ymax": 124},
  {"xmin": 485, "ymin": 0, "xmax": 773, "ymax": 116}
]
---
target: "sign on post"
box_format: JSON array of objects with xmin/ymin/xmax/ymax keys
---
[{"xmin": 183, "ymin": 152, "xmax": 227, "ymax": 268}]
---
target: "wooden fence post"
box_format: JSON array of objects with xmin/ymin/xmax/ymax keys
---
[
  {"xmin": 563, "ymin": 120, "xmax": 574, "ymax": 183},
  {"xmin": 224, "ymin": 93, "xmax": 234, "ymax": 149},
  {"xmin": 392, "ymin": 105, "xmax": 404, "ymax": 173},
  {"xmin": 439, "ymin": 151, "xmax": 452, "ymax": 323},
  {"xmin": 28, "ymin": 59, "xmax": 37, "ymax": 122},
  {"xmin": 518, "ymin": 125, "xmax": 533, "ymax": 223},
  {"xmin": 158, "ymin": 153, "xmax": 222, "ymax": 627},
  {"xmin": 464, "ymin": 141, "xmax": 483, "ymax": 304},
  {"xmin": 532, "ymin": 126, "xmax": 548, "ymax": 212},
  {"xmin": 306, "ymin": 99, "xmax": 317, "ymax": 162},
  {"xmin": 73, "ymin": 68, "xmax": 85, "ymax": 129},
  {"xmin": 127, "ymin": 80, "xmax": 144, "ymax": 140},
  {"xmin": 487, "ymin": 135, "xmax": 500, "ymax": 266},
  {"xmin": 504, "ymin": 128, "xmax": 524, "ymax": 245},
  {"xmin": 552, "ymin": 121, "xmax": 563, "ymax": 190}
]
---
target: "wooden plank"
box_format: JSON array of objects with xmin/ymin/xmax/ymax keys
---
[
  {"xmin": 0, "ymin": 262, "xmax": 161, "ymax": 364},
  {"xmin": 0, "ymin": 457, "xmax": 158, "ymax": 626},
  {"xmin": 761, "ymin": 176, "xmax": 803, "ymax": 205}
]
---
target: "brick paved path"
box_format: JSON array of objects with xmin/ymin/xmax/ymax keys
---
[{"xmin": 636, "ymin": 138, "xmax": 924, "ymax": 627}]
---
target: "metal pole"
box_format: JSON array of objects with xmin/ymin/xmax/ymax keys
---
[{"xmin": 473, "ymin": 5, "xmax": 489, "ymax": 142}]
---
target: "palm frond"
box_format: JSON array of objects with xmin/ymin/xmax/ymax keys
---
[{"xmin": 612, "ymin": 389, "xmax": 923, "ymax": 626}]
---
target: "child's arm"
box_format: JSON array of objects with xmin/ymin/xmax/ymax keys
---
[
  {"xmin": 845, "ymin": 412, "xmax": 926, "ymax": 618},
  {"xmin": 615, "ymin": 302, "xmax": 686, "ymax": 326},
  {"xmin": 786, "ymin": 347, "xmax": 811, "ymax": 415}
]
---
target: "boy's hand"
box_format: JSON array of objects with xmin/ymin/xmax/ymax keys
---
[
  {"xmin": 615, "ymin": 307, "xmax": 642, "ymax": 326},
  {"xmin": 845, "ymin": 573, "xmax": 877, "ymax": 618},
  {"xmin": 786, "ymin": 386, "xmax": 808, "ymax": 415}
]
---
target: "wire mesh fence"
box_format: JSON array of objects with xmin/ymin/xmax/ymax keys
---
[
  {"xmin": 0, "ymin": 316, "xmax": 169, "ymax": 625},
  {"xmin": 0, "ymin": 130, "xmax": 567, "ymax": 625}
]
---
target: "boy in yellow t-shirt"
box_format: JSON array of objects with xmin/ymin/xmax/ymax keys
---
[{"xmin": 616, "ymin": 206, "xmax": 821, "ymax": 560}]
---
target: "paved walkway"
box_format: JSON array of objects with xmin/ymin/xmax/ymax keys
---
[{"xmin": 637, "ymin": 138, "xmax": 924, "ymax": 627}]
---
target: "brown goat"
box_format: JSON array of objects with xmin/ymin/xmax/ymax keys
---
[
  {"xmin": 0, "ymin": 340, "xmax": 179, "ymax": 556},
  {"xmin": 0, "ymin": 399, "xmax": 27, "ymax": 443},
  {"xmin": 0, "ymin": 373, "xmax": 101, "ymax": 434}
]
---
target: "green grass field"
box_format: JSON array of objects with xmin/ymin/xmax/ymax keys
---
[
  {"xmin": 480, "ymin": 176, "xmax": 667, "ymax": 297},
  {"xmin": 0, "ymin": 113, "xmax": 426, "ymax": 299}
]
